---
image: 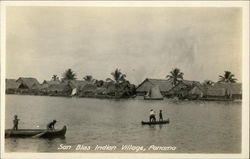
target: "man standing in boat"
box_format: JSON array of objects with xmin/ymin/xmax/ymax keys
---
[
  {"xmin": 159, "ymin": 110, "xmax": 163, "ymax": 121},
  {"xmin": 13, "ymin": 115, "xmax": 19, "ymax": 130},
  {"xmin": 47, "ymin": 120, "xmax": 57, "ymax": 130},
  {"xmin": 149, "ymin": 109, "xmax": 156, "ymax": 122}
]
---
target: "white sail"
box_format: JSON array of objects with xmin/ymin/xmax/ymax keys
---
[{"xmin": 71, "ymin": 88, "xmax": 77, "ymax": 96}]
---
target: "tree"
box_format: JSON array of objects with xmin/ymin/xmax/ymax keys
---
[
  {"xmin": 110, "ymin": 68, "xmax": 126, "ymax": 86},
  {"xmin": 83, "ymin": 75, "xmax": 95, "ymax": 83},
  {"xmin": 95, "ymin": 80, "xmax": 104, "ymax": 87},
  {"xmin": 202, "ymin": 80, "xmax": 214, "ymax": 86},
  {"xmin": 52, "ymin": 75, "xmax": 59, "ymax": 81},
  {"xmin": 62, "ymin": 68, "xmax": 76, "ymax": 80},
  {"xmin": 108, "ymin": 68, "xmax": 127, "ymax": 96},
  {"xmin": 166, "ymin": 68, "xmax": 184, "ymax": 86},
  {"xmin": 218, "ymin": 71, "xmax": 237, "ymax": 83}
]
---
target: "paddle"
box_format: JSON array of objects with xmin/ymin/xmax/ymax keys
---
[{"xmin": 32, "ymin": 130, "xmax": 48, "ymax": 138}]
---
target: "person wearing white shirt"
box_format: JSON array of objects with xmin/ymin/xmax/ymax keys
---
[{"xmin": 149, "ymin": 109, "xmax": 156, "ymax": 122}]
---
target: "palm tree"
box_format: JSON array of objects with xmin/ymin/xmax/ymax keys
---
[
  {"xmin": 108, "ymin": 68, "xmax": 127, "ymax": 96},
  {"xmin": 166, "ymin": 68, "xmax": 184, "ymax": 86},
  {"xmin": 111, "ymin": 68, "xmax": 126, "ymax": 85},
  {"xmin": 62, "ymin": 68, "xmax": 76, "ymax": 80},
  {"xmin": 218, "ymin": 71, "xmax": 237, "ymax": 83},
  {"xmin": 83, "ymin": 75, "xmax": 95, "ymax": 83},
  {"xmin": 51, "ymin": 75, "xmax": 59, "ymax": 81}
]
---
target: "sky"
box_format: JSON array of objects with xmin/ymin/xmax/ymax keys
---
[{"xmin": 6, "ymin": 7, "xmax": 242, "ymax": 85}]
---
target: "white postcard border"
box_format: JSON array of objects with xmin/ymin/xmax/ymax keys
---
[{"xmin": 1, "ymin": 1, "xmax": 249, "ymax": 159}]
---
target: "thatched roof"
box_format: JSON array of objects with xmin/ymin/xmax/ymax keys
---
[
  {"xmin": 189, "ymin": 85, "xmax": 206, "ymax": 95},
  {"xmin": 136, "ymin": 78, "xmax": 173, "ymax": 92},
  {"xmin": 43, "ymin": 80, "xmax": 60, "ymax": 85},
  {"xmin": 6, "ymin": 79, "xmax": 20, "ymax": 89},
  {"xmin": 206, "ymin": 87, "xmax": 226, "ymax": 96},
  {"xmin": 62, "ymin": 80, "xmax": 87, "ymax": 89},
  {"xmin": 213, "ymin": 82, "xmax": 242, "ymax": 95},
  {"xmin": 167, "ymin": 80, "xmax": 201, "ymax": 94},
  {"xmin": 48, "ymin": 83, "xmax": 69, "ymax": 92},
  {"xmin": 81, "ymin": 84, "xmax": 97, "ymax": 92},
  {"xmin": 16, "ymin": 77, "xmax": 40, "ymax": 89},
  {"xmin": 95, "ymin": 87, "xmax": 108, "ymax": 94}
]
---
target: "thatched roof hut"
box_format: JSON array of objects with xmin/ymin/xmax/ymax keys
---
[
  {"xmin": 136, "ymin": 78, "xmax": 173, "ymax": 96},
  {"xmin": 16, "ymin": 77, "xmax": 40, "ymax": 89},
  {"xmin": 165, "ymin": 80, "xmax": 200, "ymax": 97},
  {"xmin": 81, "ymin": 84, "xmax": 97, "ymax": 92},
  {"xmin": 62, "ymin": 80, "xmax": 87, "ymax": 89},
  {"xmin": 6, "ymin": 79, "xmax": 20, "ymax": 90},
  {"xmin": 205, "ymin": 82, "xmax": 242, "ymax": 99}
]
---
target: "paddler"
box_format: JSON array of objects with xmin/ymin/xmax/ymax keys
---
[
  {"xmin": 47, "ymin": 120, "xmax": 57, "ymax": 130},
  {"xmin": 13, "ymin": 115, "xmax": 20, "ymax": 130},
  {"xmin": 149, "ymin": 109, "xmax": 156, "ymax": 122}
]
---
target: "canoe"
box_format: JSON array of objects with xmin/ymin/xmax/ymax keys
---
[
  {"xmin": 141, "ymin": 119, "xmax": 170, "ymax": 125},
  {"xmin": 144, "ymin": 97, "xmax": 163, "ymax": 100},
  {"xmin": 5, "ymin": 125, "xmax": 67, "ymax": 138}
]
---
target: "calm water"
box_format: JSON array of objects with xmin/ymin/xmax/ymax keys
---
[{"xmin": 5, "ymin": 95, "xmax": 241, "ymax": 153}]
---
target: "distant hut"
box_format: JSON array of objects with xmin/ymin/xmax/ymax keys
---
[
  {"xmin": 208, "ymin": 82, "xmax": 242, "ymax": 100},
  {"xmin": 80, "ymin": 83, "xmax": 97, "ymax": 96},
  {"xmin": 166, "ymin": 80, "xmax": 200, "ymax": 98},
  {"xmin": 48, "ymin": 82, "xmax": 72, "ymax": 96},
  {"xmin": 144, "ymin": 85, "xmax": 163, "ymax": 100},
  {"xmin": 62, "ymin": 80, "xmax": 87, "ymax": 95},
  {"xmin": 136, "ymin": 78, "xmax": 173, "ymax": 96},
  {"xmin": 16, "ymin": 77, "xmax": 40, "ymax": 94},
  {"xmin": 189, "ymin": 85, "xmax": 206, "ymax": 99},
  {"xmin": 6, "ymin": 79, "xmax": 20, "ymax": 94},
  {"xmin": 95, "ymin": 87, "xmax": 108, "ymax": 95},
  {"xmin": 16, "ymin": 77, "xmax": 40, "ymax": 90}
]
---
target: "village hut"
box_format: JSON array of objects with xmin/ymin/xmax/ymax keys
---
[
  {"xmin": 47, "ymin": 82, "xmax": 72, "ymax": 96},
  {"xmin": 208, "ymin": 82, "xmax": 242, "ymax": 100},
  {"xmin": 80, "ymin": 83, "xmax": 97, "ymax": 96},
  {"xmin": 60, "ymin": 80, "xmax": 88, "ymax": 96},
  {"xmin": 144, "ymin": 85, "xmax": 163, "ymax": 100},
  {"xmin": 165, "ymin": 80, "xmax": 200, "ymax": 98},
  {"xmin": 6, "ymin": 79, "xmax": 20, "ymax": 94},
  {"xmin": 189, "ymin": 85, "xmax": 206, "ymax": 99},
  {"xmin": 16, "ymin": 77, "xmax": 40, "ymax": 90},
  {"xmin": 136, "ymin": 78, "xmax": 173, "ymax": 96}
]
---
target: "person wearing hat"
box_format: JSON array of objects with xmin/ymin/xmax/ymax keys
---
[
  {"xmin": 149, "ymin": 109, "xmax": 156, "ymax": 122},
  {"xmin": 13, "ymin": 115, "xmax": 20, "ymax": 130},
  {"xmin": 47, "ymin": 120, "xmax": 57, "ymax": 130}
]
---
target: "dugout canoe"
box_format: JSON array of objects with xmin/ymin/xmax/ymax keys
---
[
  {"xmin": 141, "ymin": 119, "xmax": 169, "ymax": 125},
  {"xmin": 5, "ymin": 125, "xmax": 66, "ymax": 138}
]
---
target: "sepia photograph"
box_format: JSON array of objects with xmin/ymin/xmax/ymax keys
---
[{"xmin": 1, "ymin": 1, "xmax": 249, "ymax": 159}]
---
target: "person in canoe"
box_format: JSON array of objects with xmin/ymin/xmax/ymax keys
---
[
  {"xmin": 149, "ymin": 109, "xmax": 156, "ymax": 122},
  {"xmin": 159, "ymin": 110, "xmax": 163, "ymax": 121},
  {"xmin": 47, "ymin": 120, "xmax": 57, "ymax": 130},
  {"xmin": 13, "ymin": 115, "xmax": 20, "ymax": 130}
]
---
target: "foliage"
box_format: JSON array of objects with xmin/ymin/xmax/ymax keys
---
[
  {"xmin": 218, "ymin": 71, "xmax": 237, "ymax": 83},
  {"xmin": 62, "ymin": 69, "xmax": 76, "ymax": 80},
  {"xmin": 83, "ymin": 75, "xmax": 95, "ymax": 83},
  {"xmin": 202, "ymin": 80, "xmax": 214, "ymax": 86},
  {"xmin": 52, "ymin": 75, "xmax": 59, "ymax": 81},
  {"xmin": 166, "ymin": 68, "xmax": 184, "ymax": 86}
]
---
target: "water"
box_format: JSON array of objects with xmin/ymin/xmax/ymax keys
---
[{"xmin": 5, "ymin": 95, "xmax": 241, "ymax": 153}]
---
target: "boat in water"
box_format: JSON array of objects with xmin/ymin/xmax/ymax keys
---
[
  {"xmin": 141, "ymin": 118, "xmax": 170, "ymax": 125},
  {"xmin": 144, "ymin": 85, "xmax": 164, "ymax": 100},
  {"xmin": 5, "ymin": 125, "xmax": 67, "ymax": 138}
]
